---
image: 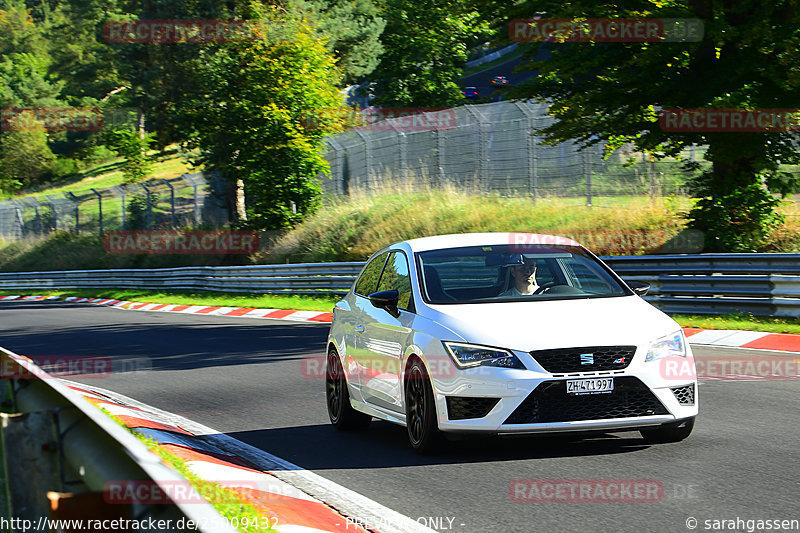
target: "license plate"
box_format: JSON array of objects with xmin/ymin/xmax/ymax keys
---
[{"xmin": 566, "ymin": 378, "xmax": 614, "ymax": 395}]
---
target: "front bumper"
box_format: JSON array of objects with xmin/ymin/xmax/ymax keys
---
[{"xmin": 431, "ymin": 349, "xmax": 699, "ymax": 434}]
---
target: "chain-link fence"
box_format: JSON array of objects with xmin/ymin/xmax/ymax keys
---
[
  {"xmin": 0, "ymin": 173, "xmax": 230, "ymax": 241},
  {"xmin": 318, "ymin": 100, "xmax": 711, "ymax": 201}
]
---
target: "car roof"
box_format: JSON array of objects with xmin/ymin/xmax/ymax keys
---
[{"xmin": 402, "ymin": 232, "xmax": 583, "ymax": 252}]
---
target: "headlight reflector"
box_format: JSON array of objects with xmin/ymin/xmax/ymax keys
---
[
  {"xmin": 443, "ymin": 342, "xmax": 525, "ymax": 369},
  {"xmin": 646, "ymin": 331, "xmax": 687, "ymax": 362}
]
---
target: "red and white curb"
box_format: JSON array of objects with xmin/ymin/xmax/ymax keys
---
[
  {"xmin": 62, "ymin": 382, "xmax": 436, "ymax": 533},
  {"xmin": 0, "ymin": 295, "xmax": 333, "ymax": 323},
  {"xmin": 683, "ymin": 327, "xmax": 800, "ymax": 353}
]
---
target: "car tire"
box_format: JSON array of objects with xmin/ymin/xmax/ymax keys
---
[
  {"xmin": 405, "ymin": 358, "xmax": 443, "ymax": 454},
  {"xmin": 640, "ymin": 417, "xmax": 695, "ymax": 444},
  {"xmin": 326, "ymin": 348, "xmax": 371, "ymax": 430}
]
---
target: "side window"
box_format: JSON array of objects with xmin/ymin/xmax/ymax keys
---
[
  {"xmin": 561, "ymin": 258, "xmax": 613, "ymax": 293},
  {"xmin": 354, "ymin": 253, "xmax": 388, "ymax": 296},
  {"xmin": 376, "ymin": 251, "xmax": 413, "ymax": 311}
]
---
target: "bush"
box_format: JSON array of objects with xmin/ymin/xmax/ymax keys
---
[
  {"xmin": 687, "ymin": 184, "xmax": 784, "ymax": 252},
  {"xmin": 50, "ymin": 157, "xmax": 79, "ymax": 179}
]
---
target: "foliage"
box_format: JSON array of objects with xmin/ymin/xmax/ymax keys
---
[
  {"xmin": 0, "ymin": 111, "xmax": 56, "ymax": 192},
  {"xmin": 506, "ymin": 1, "xmax": 800, "ymax": 251},
  {"xmin": 687, "ymin": 183, "xmax": 784, "ymax": 252},
  {"xmin": 125, "ymin": 193, "xmax": 153, "ymax": 230},
  {"xmin": 369, "ymin": 0, "xmax": 492, "ymax": 107},
  {"xmin": 179, "ymin": 6, "xmax": 346, "ymax": 229},
  {"xmin": 290, "ymin": 0, "xmax": 386, "ymax": 85}
]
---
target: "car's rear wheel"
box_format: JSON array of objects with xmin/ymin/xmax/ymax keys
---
[
  {"xmin": 326, "ymin": 348, "xmax": 371, "ymax": 430},
  {"xmin": 405, "ymin": 358, "xmax": 443, "ymax": 453},
  {"xmin": 640, "ymin": 417, "xmax": 695, "ymax": 443}
]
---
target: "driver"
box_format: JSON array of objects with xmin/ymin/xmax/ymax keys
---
[{"xmin": 500, "ymin": 259, "xmax": 539, "ymax": 297}]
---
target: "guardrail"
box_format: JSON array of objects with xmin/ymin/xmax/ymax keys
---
[
  {"xmin": 0, "ymin": 347, "xmax": 237, "ymax": 531},
  {"xmin": 0, "ymin": 254, "xmax": 799, "ymax": 316}
]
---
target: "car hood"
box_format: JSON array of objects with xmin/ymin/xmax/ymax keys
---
[{"xmin": 421, "ymin": 296, "xmax": 679, "ymax": 352}]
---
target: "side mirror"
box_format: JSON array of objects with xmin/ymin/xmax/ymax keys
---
[
  {"xmin": 627, "ymin": 280, "xmax": 650, "ymax": 297},
  {"xmin": 368, "ymin": 290, "xmax": 400, "ymax": 316}
]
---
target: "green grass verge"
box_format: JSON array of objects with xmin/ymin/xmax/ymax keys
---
[
  {"xmin": 0, "ymin": 289, "xmax": 340, "ymax": 312},
  {"xmin": 3, "ymin": 289, "xmax": 798, "ymax": 335},
  {"xmin": 10, "ymin": 147, "xmax": 198, "ymax": 199},
  {"xmin": 100, "ymin": 409, "xmax": 276, "ymax": 532},
  {"xmin": 671, "ymin": 314, "xmax": 800, "ymax": 335}
]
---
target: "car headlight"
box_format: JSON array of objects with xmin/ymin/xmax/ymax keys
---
[
  {"xmin": 443, "ymin": 342, "xmax": 525, "ymax": 370},
  {"xmin": 645, "ymin": 330, "xmax": 687, "ymax": 362}
]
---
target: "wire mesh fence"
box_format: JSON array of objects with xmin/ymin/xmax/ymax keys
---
[
  {"xmin": 0, "ymin": 173, "xmax": 230, "ymax": 241},
  {"xmin": 318, "ymin": 100, "xmax": 711, "ymax": 201}
]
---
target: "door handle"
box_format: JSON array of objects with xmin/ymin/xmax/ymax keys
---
[{"xmin": 354, "ymin": 325, "xmax": 365, "ymax": 333}]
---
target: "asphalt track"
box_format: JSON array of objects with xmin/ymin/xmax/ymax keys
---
[{"xmin": 1, "ymin": 301, "xmax": 798, "ymax": 533}]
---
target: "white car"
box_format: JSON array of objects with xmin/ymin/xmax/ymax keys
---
[{"xmin": 325, "ymin": 233, "xmax": 698, "ymax": 452}]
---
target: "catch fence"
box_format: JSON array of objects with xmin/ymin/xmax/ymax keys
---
[{"xmin": 0, "ymin": 172, "xmax": 229, "ymax": 240}]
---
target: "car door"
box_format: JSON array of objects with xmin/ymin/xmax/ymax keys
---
[
  {"xmin": 350, "ymin": 252, "xmax": 390, "ymax": 399},
  {"xmin": 358, "ymin": 251, "xmax": 415, "ymax": 413}
]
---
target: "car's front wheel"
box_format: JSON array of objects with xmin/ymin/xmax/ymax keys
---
[
  {"xmin": 405, "ymin": 358, "xmax": 443, "ymax": 453},
  {"xmin": 326, "ymin": 348, "xmax": 371, "ymax": 430},
  {"xmin": 640, "ymin": 417, "xmax": 695, "ymax": 443}
]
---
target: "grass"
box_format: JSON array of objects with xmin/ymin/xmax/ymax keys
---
[
  {"xmin": 671, "ymin": 314, "xmax": 800, "ymax": 335},
  {"xmin": 3, "ymin": 288, "xmax": 798, "ymax": 335},
  {"xmin": 11, "ymin": 147, "xmax": 198, "ymax": 199},
  {"xmin": 265, "ymin": 184, "xmax": 692, "ymax": 263},
  {"xmin": 101, "ymin": 410, "xmax": 276, "ymax": 532}
]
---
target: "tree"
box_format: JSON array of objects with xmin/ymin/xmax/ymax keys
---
[
  {"xmin": 369, "ymin": 0, "xmax": 491, "ymax": 107},
  {"xmin": 507, "ymin": 1, "xmax": 800, "ymax": 251},
  {"xmin": 0, "ymin": 111, "xmax": 56, "ymax": 192},
  {"xmin": 104, "ymin": 128, "xmax": 154, "ymax": 184},
  {"xmin": 0, "ymin": 1, "xmax": 63, "ymax": 107},
  {"xmin": 290, "ymin": 0, "xmax": 386, "ymax": 85},
  {"xmin": 178, "ymin": 6, "xmax": 347, "ymax": 229}
]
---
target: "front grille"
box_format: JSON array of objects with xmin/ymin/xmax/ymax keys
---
[
  {"xmin": 504, "ymin": 377, "xmax": 668, "ymax": 424},
  {"xmin": 446, "ymin": 396, "xmax": 500, "ymax": 420},
  {"xmin": 671, "ymin": 384, "xmax": 695, "ymax": 405},
  {"xmin": 529, "ymin": 346, "xmax": 636, "ymax": 373}
]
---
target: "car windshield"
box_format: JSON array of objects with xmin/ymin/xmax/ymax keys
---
[{"xmin": 416, "ymin": 244, "xmax": 630, "ymax": 304}]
